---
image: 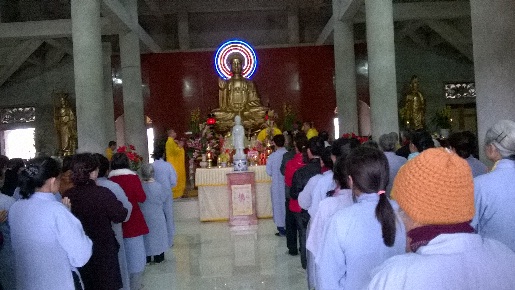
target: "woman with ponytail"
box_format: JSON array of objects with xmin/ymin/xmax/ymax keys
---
[
  {"xmin": 316, "ymin": 147, "xmax": 405, "ymax": 290},
  {"xmin": 8, "ymin": 157, "xmax": 92, "ymax": 290}
]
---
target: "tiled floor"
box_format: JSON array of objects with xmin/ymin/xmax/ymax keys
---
[{"xmin": 142, "ymin": 219, "xmax": 307, "ymax": 290}]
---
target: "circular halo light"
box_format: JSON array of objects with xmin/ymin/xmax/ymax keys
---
[{"xmin": 215, "ymin": 40, "xmax": 257, "ymax": 80}]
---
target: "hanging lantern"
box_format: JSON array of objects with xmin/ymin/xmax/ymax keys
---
[{"xmin": 206, "ymin": 113, "xmax": 216, "ymax": 125}]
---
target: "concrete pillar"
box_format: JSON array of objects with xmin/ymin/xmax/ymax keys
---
[
  {"xmin": 287, "ymin": 6, "xmax": 300, "ymax": 44},
  {"xmin": 120, "ymin": 0, "xmax": 149, "ymax": 161},
  {"xmin": 470, "ymin": 0, "xmax": 515, "ymax": 163},
  {"xmin": 178, "ymin": 10, "xmax": 190, "ymax": 50},
  {"xmin": 71, "ymin": 0, "xmax": 107, "ymax": 154},
  {"xmin": 332, "ymin": 2, "xmax": 359, "ymax": 135},
  {"xmin": 102, "ymin": 43, "xmax": 116, "ymax": 143},
  {"xmin": 365, "ymin": 0, "xmax": 399, "ymax": 139}
]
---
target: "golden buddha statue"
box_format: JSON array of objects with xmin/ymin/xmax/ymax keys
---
[
  {"xmin": 212, "ymin": 56, "xmax": 268, "ymax": 131},
  {"xmin": 54, "ymin": 92, "xmax": 78, "ymax": 156},
  {"xmin": 402, "ymin": 75, "xmax": 426, "ymax": 130}
]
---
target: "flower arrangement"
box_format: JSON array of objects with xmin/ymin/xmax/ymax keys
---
[
  {"xmin": 431, "ymin": 106, "xmax": 452, "ymax": 129},
  {"xmin": 342, "ymin": 132, "xmax": 369, "ymax": 144},
  {"xmin": 117, "ymin": 145, "xmax": 143, "ymax": 171},
  {"xmin": 188, "ymin": 108, "xmax": 202, "ymax": 134},
  {"xmin": 186, "ymin": 123, "xmax": 219, "ymax": 161}
]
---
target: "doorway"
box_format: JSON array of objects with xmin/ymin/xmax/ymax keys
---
[{"xmin": 2, "ymin": 128, "xmax": 36, "ymax": 159}]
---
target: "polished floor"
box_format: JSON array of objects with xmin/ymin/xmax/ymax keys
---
[{"xmin": 142, "ymin": 219, "xmax": 307, "ymax": 290}]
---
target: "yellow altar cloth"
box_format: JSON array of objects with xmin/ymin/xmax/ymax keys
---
[{"xmin": 195, "ymin": 166, "xmax": 272, "ymax": 221}]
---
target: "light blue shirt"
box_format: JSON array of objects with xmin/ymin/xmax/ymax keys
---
[
  {"xmin": 368, "ymin": 234, "xmax": 515, "ymax": 290},
  {"xmin": 9, "ymin": 192, "xmax": 92, "ymax": 290},
  {"xmin": 305, "ymin": 170, "xmax": 334, "ymax": 217},
  {"xmin": 266, "ymin": 147, "xmax": 288, "ymax": 228},
  {"xmin": 384, "ymin": 152, "xmax": 407, "ymax": 197},
  {"xmin": 0, "ymin": 193, "xmax": 16, "ymax": 290},
  {"xmin": 317, "ymin": 193, "xmax": 406, "ymax": 290},
  {"xmin": 152, "ymin": 159, "xmax": 177, "ymax": 191},
  {"xmin": 152, "ymin": 159, "xmax": 177, "ymax": 241},
  {"xmin": 97, "ymin": 177, "xmax": 132, "ymax": 289},
  {"xmin": 466, "ymin": 156, "xmax": 488, "ymax": 177},
  {"xmin": 472, "ymin": 159, "xmax": 515, "ymax": 251},
  {"xmin": 141, "ymin": 181, "xmax": 175, "ymax": 254}
]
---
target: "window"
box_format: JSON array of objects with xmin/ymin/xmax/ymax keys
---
[
  {"xmin": 147, "ymin": 127, "xmax": 154, "ymax": 162},
  {"xmin": 4, "ymin": 128, "xmax": 36, "ymax": 159}
]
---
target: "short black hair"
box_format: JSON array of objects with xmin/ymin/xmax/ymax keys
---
[
  {"xmin": 272, "ymin": 134, "xmax": 285, "ymax": 147},
  {"xmin": 331, "ymin": 137, "xmax": 361, "ymax": 158},
  {"xmin": 108, "ymin": 141, "xmax": 117, "ymax": 147},
  {"xmin": 449, "ymin": 131, "xmax": 477, "ymax": 159},
  {"xmin": 308, "ymin": 136, "xmax": 325, "ymax": 157},
  {"xmin": 152, "ymin": 137, "xmax": 167, "ymax": 160},
  {"xmin": 411, "ymin": 130, "xmax": 434, "ymax": 153},
  {"xmin": 321, "ymin": 146, "xmax": 333, "ymax": 170},
  {"xmin": 294, "ymin": 132, "xmax": 308, "ymax": 153},
  {"xmin": 95, "ymin": 153, "xmax": 110, "ymax": 178},
  {"xmin": 111, "ymin": 152, "xmax": 130, "ymax": 170},
  {"xmin": 62, "ymin": 155, "xmax": 73, "ymax": 172},
  {"xmin": 319, "ymin": 131, "xmax": 330, "ymax": 142}
]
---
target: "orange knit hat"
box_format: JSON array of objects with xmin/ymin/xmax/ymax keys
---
[{"xmin": 393, "ymin": 148, "xmax": 474, "ymax": 225}]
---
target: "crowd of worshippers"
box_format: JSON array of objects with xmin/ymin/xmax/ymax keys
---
[
  {"xmin": 0, "ymin": 142, "xmax": 177, "ymax": 290},
  {"xmin": 266, "ymin": 119, "xmax": 515, "ymax": 290}
]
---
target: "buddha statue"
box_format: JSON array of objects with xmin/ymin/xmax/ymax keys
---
[
  {"xmin": 212, "ymin": 56, "xmax": 268, "ymax": 131},
  {"xmin": 54, "ymin": 92, "xmax": 78, "ymax": 156},
  {"xmin": 402, "ymin": 75, "xmax": 426, "ymax": 130}
]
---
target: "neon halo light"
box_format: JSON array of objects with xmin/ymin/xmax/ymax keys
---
[{"xmin": 215, "ymin": 40, "xmax": 257, "ymax": 80}]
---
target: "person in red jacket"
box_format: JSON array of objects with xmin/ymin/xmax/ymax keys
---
[
  {"xmin": 284, "ymin": 133, "xmax": 308, "ymax": 256},
  {"xmin": 109, "ymin": 153, "xmax": 149, "ymax": 290}
]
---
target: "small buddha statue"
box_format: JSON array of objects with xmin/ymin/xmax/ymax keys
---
[
  {"xmin": 213, "ymin": 56, "xmax": 268, "ymax": 131},
  {"xmin": 402, "ymin": 75, "xmax": 426, "ymax": 130},
  {"xmin": 54, "ymin": 92, "xmax": 78, "ymax": 156}
]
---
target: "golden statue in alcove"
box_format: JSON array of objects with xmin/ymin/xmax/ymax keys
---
[
  {"xmin": 54, "ymin": 92, "xmax": 78, "ymax": 156},
  {"xmin": 401, "ymin": 75, "xmax": 426, "ymax": 130},
  {"xmin": 212, "ymin": 56, "xmax": 268, "ymax": 131}
]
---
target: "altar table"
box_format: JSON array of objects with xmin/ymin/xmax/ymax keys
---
[{"xmin": 195, "ymin": 166, "xmax": 273, "ymax": 222}]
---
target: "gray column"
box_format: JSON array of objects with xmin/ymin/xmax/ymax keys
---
[
  {"xmin": 365, "ymin": 0, "xmax": 399, "ymax": 138},
  {"xmin": 333, "ymin": 15, "xmax": 358, "ymax": 135},
  {"xmin": 120, "ymin": 0, "xmax": 148, "ymax": 161},
  {"xmin": 178, "ymin": 10, "xmax": 190, "ymax": 50},
  {"xmin": 103, "ymin": 43, "xmax": 116, "ymax": 143},
  {"xmin": 287, "ymin": 6, "xmax": 300, "ymax": 44},
  {"xmin": 71, "ymin": 0, "xmax": 106, "ymax": 154},
  {"xmin": 471, "ymin": 0, "xmax": 515, "ymax": 162}
]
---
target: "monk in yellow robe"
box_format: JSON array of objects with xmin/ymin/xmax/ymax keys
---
[
  {"xmin": 105, "ymin": 141, "xmax": 117, "ymax": 161},
  {"xmin": 166, "ymin": 129, "xmax": 186, "ymax": 198},
  {"xmin": 303, "ymin": 122, "xmax": 319, "ymax": 140}
]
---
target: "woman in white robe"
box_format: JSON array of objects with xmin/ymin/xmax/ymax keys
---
[
  {"xmin": 9, "ymin": 156, "xmax": 92, "ymax": 290},
  {"xmin": 151, "ymin": 143, "xmax": 177, "ymax": 242},
  {"xmin": 140, "ymin": 164, "xmax": 174, "ymax": 263}
]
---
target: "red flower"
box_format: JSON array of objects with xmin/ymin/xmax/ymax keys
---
[
  {"xmin": 342, "ymin": 133, "xmax": 369, "ymax": 144},
  {"xmin": 117, "ymin": 146, "xmax": 127, "ymax": 153},
  {"xmin": 129, "ymin": 144, "xmax": 136, "ymax": 151}
]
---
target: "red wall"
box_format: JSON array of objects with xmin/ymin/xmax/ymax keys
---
[{"xmin": 114, "ymin": 45, "xmax": 368, "ymax": 140}]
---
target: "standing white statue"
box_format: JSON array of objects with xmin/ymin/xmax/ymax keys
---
[{"xmin": 232, "ymin": 115, "xmax": 248, "ymax": 171}]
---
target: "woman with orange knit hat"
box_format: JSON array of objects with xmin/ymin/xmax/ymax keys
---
[
  {"xmin": 368, "ymin": 148, "xmax": 515, "ymax": 289},
  {"xmin": 316, "ymin": 147, "xmax": 406, "ymax": 290},
  {"xmin": 472, "ymin": 119, "xmax": 515, "ymax": 252}
]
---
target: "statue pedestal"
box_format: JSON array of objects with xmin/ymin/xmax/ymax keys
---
[{"xmin": 227, "ymin": 171, "xmax": 257, "ymax": 227}]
